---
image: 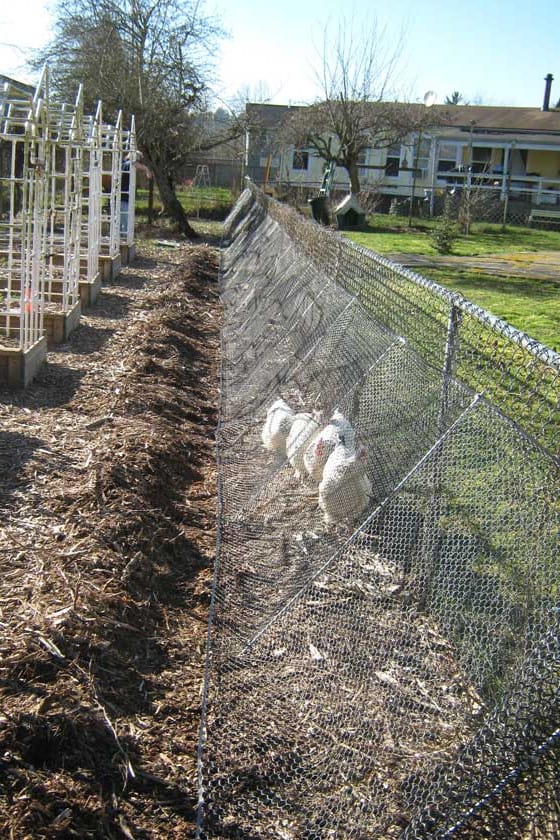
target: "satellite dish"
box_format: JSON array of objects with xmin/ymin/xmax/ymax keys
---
[{"xmin": 423, "ymin": 91, "xmax": 437, "ymax": 107}]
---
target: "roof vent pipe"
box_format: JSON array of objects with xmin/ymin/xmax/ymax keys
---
[{"xmin": 543, "ymin": 73, "xmax": 553, "ymax": 111}]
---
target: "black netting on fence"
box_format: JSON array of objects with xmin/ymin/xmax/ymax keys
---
[{"xmin": 197, "ymin": 184, "xmax": 560, "ymax": 839}]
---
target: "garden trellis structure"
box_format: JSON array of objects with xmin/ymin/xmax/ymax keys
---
[
  {"xmin": 79, "ymin": 101, "xmax": 103, "ymax": 307},
  {"xmin": 121, "ymin": 116, "xmax": 138, "ymax": 262},
  {"xmin": 41, "ymin": 79, "xmax": 84, "ymax": 344},
  {"xmin": 0, "ymin": 65, "xmax": 139, "ymax": 386},
  {"xmin": 0, "ymin": 72, "xmax": 49, "ymax": 384},
  {"xmin": 197, "ymin": 183, "xmax": 559, "ymax": 838},
  {"xmin": 98, "ymin": 110, "xmax": 123, "ymax": 281}
]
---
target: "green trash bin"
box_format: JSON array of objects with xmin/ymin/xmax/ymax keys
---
[{"xmin": 309, "ymin": 196, "xmax": 330, "ymax": 225}]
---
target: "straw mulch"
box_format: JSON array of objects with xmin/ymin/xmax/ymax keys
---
[{"xmin": 0, "ymin": 238, "xmax": 220, "ymax": 839}]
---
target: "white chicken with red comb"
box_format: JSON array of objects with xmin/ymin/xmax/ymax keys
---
[{"xmin": 303, "ymin": 409, "xmax": 356, "ymax": 482}]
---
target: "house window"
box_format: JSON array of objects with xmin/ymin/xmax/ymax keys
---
[
  {"xmin": 471, "ymin": 146, "xmax": 493, "ymax": 173},
  {"xmin": 292, "ymin": 149, "xmax": 309, "ymax": 170},
  {"xmin": 414, "ymin": 137, "xmax": 431, "ymax": 179},
  {"xmin": 385, "ymin": 143, "xmax": 401, "ymax": 177},
  {"xmin": 437, "ymin": 142, "xmax": 459, "ymax": 173},
  {"xmin": 259, "ymin": 155, "xmax": 280, "ymax": 168},
  {"xmin": 357, "ymin": 147, "xmax": 370, "ymax": 176}
]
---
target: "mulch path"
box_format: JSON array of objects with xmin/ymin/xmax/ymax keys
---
[{"xmin": 0, "ymin": 238, "xmax": 221, "ymax": 839}]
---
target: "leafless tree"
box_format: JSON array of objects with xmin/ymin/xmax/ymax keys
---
[
  {"xmin": 283, "ymin": 17, "xmax": 443, "ymax": 195},
  {"xmin": 34, "ymin": 0, "xmax": 225, "ymax": 237},
  {"xmin": 230, "ymin": 80, "xmax": 276, "ymax": 109}
]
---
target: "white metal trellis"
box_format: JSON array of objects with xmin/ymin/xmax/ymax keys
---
[
  {"xmin": 0, "ymin": 73, "xmax": 48, "ymax": 379},
  {"xmin": 43, "ymin": 86, "xmax": 84, "ymax": 323},
  {"xmin": 121, "ymin": 116, "xmax": 138, "ymax": 255},
  {"xmin": 99, "ymin": 111, "xmax": 123, "ymax": 279},
  {"xmin": 80, "ymin": 101, "xmax": 102, "ymax": 302}
]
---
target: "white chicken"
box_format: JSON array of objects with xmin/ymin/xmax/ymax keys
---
[
  {"xmin": 261, "ymin": 399, "xmax": 295, "ymax": 454},
  {"xmin": 286, "ymin": 411, "xmax": 323, "ymax": 480},
  {"xmin": 303, "ymin": 409, "xmax": 356, "ymax": 482},
  {"xmin": 318, "ymin": 436, "xmax": 372, "ymax": 525}
]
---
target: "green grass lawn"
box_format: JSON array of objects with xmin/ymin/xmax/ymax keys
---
[
  {"xmin": 136, "ymin": 186, "xmax": 234, "ymax": 218},
  {"xmin": 345, "ymin": 214, "xmax": 560, "ymax": 256},
  {"xmin": 344, "ymin": 215, "xmax": 560, "ymax": 350},
  {"xmin": 136, "ymin": 195, "xmax": 560, "ymax": 349},
  {"xmin": 418, "ymin": 268, "xmax": 560, "ymax": 351}
]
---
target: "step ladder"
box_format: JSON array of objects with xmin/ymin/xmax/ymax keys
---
[
  {"xmin": 318, "ymin": 160, "xmax": 336, "ymax": 196},
  {"xmin": 193, "ymin": 164, "xmax": 211, "ymax": 189}
]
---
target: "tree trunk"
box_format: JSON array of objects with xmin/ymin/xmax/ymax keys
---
[
  {"xmin": 145, "ymin": 154, "xmax": 199, "ymax": 239},
  {"xmin": 147, "ymin": 177, "xmax": 155, "ymax": 224},
  {"xmin": 347, "ymin": 159, "xmax": 361, "ymax": 195}
]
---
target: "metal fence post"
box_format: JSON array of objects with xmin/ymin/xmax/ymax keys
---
[
  {"xmin": 417, "ymin": 302, "xmax": 462, "ymax": 609},
  {"xmin": 439, "ymin": 303, "xmax": 461, "ymax": 426}
]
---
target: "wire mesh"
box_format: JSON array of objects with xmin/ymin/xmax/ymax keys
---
[{"xmin": 198, "ymin": 184, "xmax": 560, "ymax": 839}]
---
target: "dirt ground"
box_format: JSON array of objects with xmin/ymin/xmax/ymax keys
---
[
  {"xmin": 0, "ymin": 236, "xmax": 220, "ymax": 838},
  {"xmin": 387, "ymin": 249, "xmax": 560, "ymax": 279}
]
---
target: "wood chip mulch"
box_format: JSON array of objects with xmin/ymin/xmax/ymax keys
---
[{"xmin": 0, "ymin": 238, "xmax": 221, "ymax": 839}]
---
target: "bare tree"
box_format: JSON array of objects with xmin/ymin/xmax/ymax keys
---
[
  {"xmin": 282, "ymin": 18, "xmax": 442, "ymax": 195},
  {"xmin": 231, "ymin": 80, "xmax": 275, "ymax": 109},
  {"xmin": 35, "ymin": 0, "xmax": 224, "ymax": 237}
]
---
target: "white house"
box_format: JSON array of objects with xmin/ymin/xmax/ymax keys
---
[{"xmin": 245, "ymin": 88, "xmax": 560, "ymax": 216}]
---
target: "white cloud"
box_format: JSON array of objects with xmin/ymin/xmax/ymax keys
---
[{"xmin": 0, "ymin": 0, "xmax": 51, "ymax": 82}]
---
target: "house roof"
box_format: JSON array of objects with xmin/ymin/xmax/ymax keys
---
[
  {"xmin": 245, "ymin": 103, "xmax": 300, "ymax": 129},
  {"xmin": 0, "ymin": 74, "xmax": 35, "ymax": 98},
  {"xmin": 246, "ymin": 101, "xmax": 560, "ymax": 136},
  {"xmin": 435, "ymin": 104, "xmax": 560, "ymax": 134}
]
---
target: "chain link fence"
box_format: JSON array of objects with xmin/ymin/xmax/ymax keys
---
[{"xmin": 197, "ymin": 182, "xmax": 560, "ymax": 839}]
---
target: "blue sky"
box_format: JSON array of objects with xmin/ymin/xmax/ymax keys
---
[{"xmin": 2, "ymin": 0, "xmax": 560, "ymax": 110}]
